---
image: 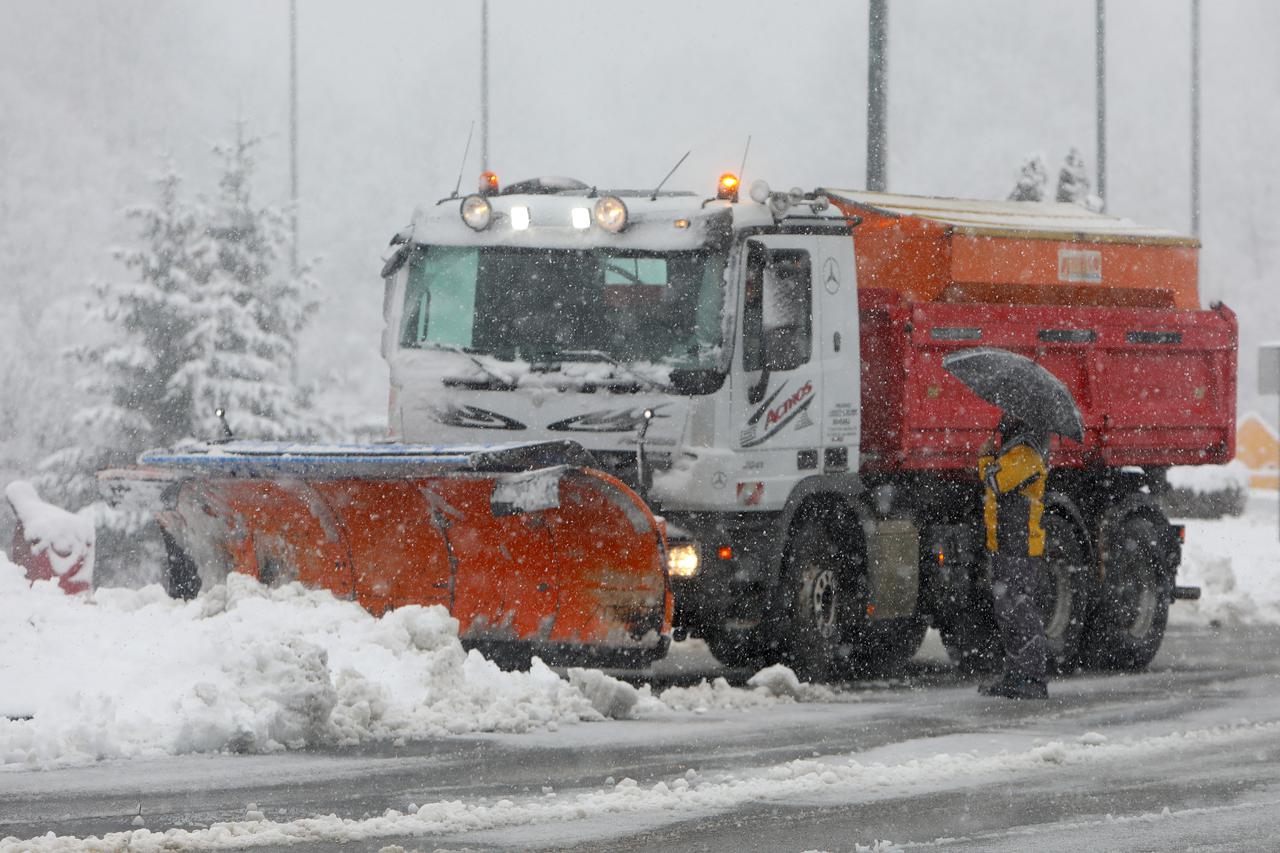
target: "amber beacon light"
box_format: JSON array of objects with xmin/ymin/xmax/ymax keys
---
[{"xmin": 716, "ymin": 172, "xmax": 740, "ymax": 202}]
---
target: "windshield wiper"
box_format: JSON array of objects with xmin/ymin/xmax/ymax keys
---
[
  {"xmin": 550, "ymin": 349, "xmax": 669, "ymax": 393},
  {"xmin": 425, "ymin": 343, "xmax": 517, "ymax": 390}
]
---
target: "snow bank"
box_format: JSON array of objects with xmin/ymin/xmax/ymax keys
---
[
  {"xmin": 1165, "ymin": 461, "xmax": 1251, "ymax": 494},
  {"xmin": 0, "ymin": 560, "xmax": 824, "ymax": 770},
  {"xmin": 1170, "ymin": 490, "xmax": 1280, "ymax": 626}
]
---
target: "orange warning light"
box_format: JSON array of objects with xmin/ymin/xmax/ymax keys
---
[
  {"xmin": 479, "ymin": 171, "xmax": 500, "ymax": 196},
  {"xmin": 717, "ymin": 546, "xmax": 733, "ymax": 560},
  {"xmin": 716, "ymin": 172, "xmax": 740, "ymax": 201}
]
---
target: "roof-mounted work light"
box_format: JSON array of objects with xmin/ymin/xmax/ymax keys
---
[
  {"xmin": 479, "ymin": 171, "xmax": 500, "ymax": 196},
  {"xmin": 594, "ymin": 196, "xmax": 629, "ymax": 233},
  {"xmin": 460, "ymin": 194, "xmax": 493, "ymax": 231},
  {"xmin": 716, "ymin": 172, "xmax": 740, "ymax": 202}
]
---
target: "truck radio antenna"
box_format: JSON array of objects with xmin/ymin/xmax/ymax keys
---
[
  {"xmin": 737, "ymin": 134, "xmax": 752, "ymax": 185},
  {"xmin": 451, "ymin": 122, "xmax": 477, "ymax": 200},
  {"xmin": 650, "ymin": 150, "xmax": 691, "ymax": 200}
]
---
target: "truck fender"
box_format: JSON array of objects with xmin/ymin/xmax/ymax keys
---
[
  {"xmin": 1096, "ymin": 491, "xmax": 1176, "ymax": 581},
  {"xmin": 763, "ymin": 473, "xmax": 869, "ymax": 591}
]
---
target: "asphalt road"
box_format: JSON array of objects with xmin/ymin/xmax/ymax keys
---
[{"xmin": 4, "ymin": 623, "xmax": 1280, "ymax": 852}]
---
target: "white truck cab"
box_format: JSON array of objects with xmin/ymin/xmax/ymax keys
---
[
  {"xmin": 382, "ymin": 177, "xmax": 860, "ymax": 513},
  {"xmin": 380, "ymin": 175, "xmax": 920, "ymax": 679}
]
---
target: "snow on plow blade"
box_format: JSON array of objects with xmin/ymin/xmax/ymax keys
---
[{"xmin": 99, "ymin": 440, "xmax": 672, "ymax": 668}]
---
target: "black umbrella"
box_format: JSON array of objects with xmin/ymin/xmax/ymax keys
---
[{"xmin": 942, "ymin": 347, "xmax": 1084, "ymax": 442}]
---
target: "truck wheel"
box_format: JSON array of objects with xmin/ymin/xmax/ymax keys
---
[
  {"xmin": 1081, "ymin": 510, "xmax": 1171, "ymax": 670},
  {"xmin": 1039, "ymin": 506, "xmax": 1093, "ymax": 674},
  {"xmin": 703, "ymin": 628, "xmax": 768, "ymax": 670},
  {"xmin": 845, "ymin": 616, "xmax": 928, "ymax": 677},
  {"xmin": 938, "ymin": 606, "xmax": 1002, "ymax": 674},
  {"xmin": 776, "ymin": 515, "xmax": 853, "ymax": 682}
]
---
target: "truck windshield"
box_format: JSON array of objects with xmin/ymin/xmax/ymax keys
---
[{"xmin": 400, "ymin": 245, "xmax": 725, "ymax": 368}]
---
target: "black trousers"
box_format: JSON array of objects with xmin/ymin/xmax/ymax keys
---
[{"xmin": 990, "ymin": 552, "xmax": 1048, "ymax": 681}]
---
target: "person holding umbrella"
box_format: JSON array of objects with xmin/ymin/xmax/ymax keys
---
[
  {"xmin": 976, "ymin": 415, "xmax": 1051, "ymax": 699},
  {"xmin": 942, "ymin": 348, "xmax": 1085, "ymax": 701}
]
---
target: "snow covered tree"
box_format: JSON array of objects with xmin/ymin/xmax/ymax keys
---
[
  {"xmin": 37, "ymin": 163, "xmax": 209, "ymax": 512},
  {"xmin": 175, "ymin": 131, "xmax": 319, "ymax": 441},
  {"xmin": 1056, "ymin": 147, "xmax": 1103, "ymax": 211},
  {"xmin": 1007, "ymin": 153, "xmax": 1049, "ymax": 202},
  {"xmin": 39, "ymin": 130, "xmax": 319, "ymax": 519}
]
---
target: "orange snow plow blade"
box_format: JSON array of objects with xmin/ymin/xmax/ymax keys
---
[{"xmin": 100, "ymin": 441, "xmax": 672, "ymax": 667}]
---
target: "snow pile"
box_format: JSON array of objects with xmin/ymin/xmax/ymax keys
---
[
  {"xmin": 1165, "ymin": 462, "xmax": 1251, "ymax": 494},
  {"xmin": 1171, "ymin": 490, "xmax": 1280, "ymax": 626},
  {"xmin": 656, "ymin": 669, "xmax": 835, "ymax": 713},
  {"xmin": 0, "ymin": 562, "xmax": 825, "ymax": 770},
  {"xmin": 0, "ymin": 568, "xmax": 614, "ymax": 769}
]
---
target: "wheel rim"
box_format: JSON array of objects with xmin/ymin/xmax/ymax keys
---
[
  {"xmin": 1116, "ymin": 532, "xmax": 1161, "ymax": 639},
  {"xmin": 805, "ymin": 566, "xmax": 839, "ymax": 638}
]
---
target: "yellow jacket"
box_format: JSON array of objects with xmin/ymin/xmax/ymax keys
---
[{"xmin": 979, "ymin": 441, "xmax": 1047, "ymax": 557}]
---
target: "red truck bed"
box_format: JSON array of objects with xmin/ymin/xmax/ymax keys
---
[
  {"xmin": 858, "ymin": 292, "xmax": 1237, "ymax": 472},
  {"xmin": 825, "ymin": 190, "xmax": 1238, "ymax": 473}
]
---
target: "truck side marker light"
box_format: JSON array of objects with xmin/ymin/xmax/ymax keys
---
[
  {"xmin": 570, "ymin": 207, "xmax": 591, "ymax": 229},
  {"xmin": 866, "ymin": 603, "xmax": 876, "ymax": 616},
  {"xmin": 718, "ymin": 546, "xmax": 733, "ymax": 560},
  {"xmin": 937, "ymin": 550, "xmax": 945, "ymax": 566},
  {"xmin": 510, "ymin": 205, "xmax": 531, "ymax": 231},
  {"xmin": 674, "ymin": 218, "xmax": 690, "ymax": 229}
]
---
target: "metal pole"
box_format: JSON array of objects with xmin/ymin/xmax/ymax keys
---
[
  {"xmin": 1191, "ymin": 0, "xmax": 1201, "ymax": 237},
  {"xmin": 1095, "ymin": 0, "xmax": 1107, "ymax": 211},
  {"xmin": 866, "ymin": 0, "xmax": 888, "ymax": 192},
  {"xmin": 289, "ymin": 0, "xmax": 299, "ymax": 274},
  {"xmin": 480, "ymin": 0, "xmax": 490, "ymax": 173}
]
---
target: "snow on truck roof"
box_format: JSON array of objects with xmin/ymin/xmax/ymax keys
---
[
  {"xmin": 824, "ymin": 189, "xmax": 1198, "ymax": 247},
  {"xmin": 404, "ymin": 192, "xmax": 743, "ymax": 252}
]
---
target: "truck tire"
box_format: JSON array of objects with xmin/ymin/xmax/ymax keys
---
[
  {"xmin": 938, "ymin": 605, "xmax": 1002, "ymax": 674},
  {"xmin": 1039, "ymin": 504, "xmax": 1093, "ymax": 673},
  {"xmin": 1080, "ymin": 502, "xmax": 1172, "ymax": 671},
  {"xmin": 775, "ymin": 514, "xmax": 855, "ymax": 682},
  {"xmin": 703, "ymin": 628, "xmax": 769, "ymax": 671},
  {"xmin": 938, "ymin": 497, "xmax": 1092, "ymax": 675},
  {"xmin": 845, "ymin": 616, "xmax": 928, "ymax": 677}
]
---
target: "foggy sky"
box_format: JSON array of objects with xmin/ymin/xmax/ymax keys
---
[{"xmin": 2, "ymin": 0, "xmax": 1277, "ymax": 423}]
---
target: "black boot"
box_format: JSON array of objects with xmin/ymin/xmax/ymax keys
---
[{"xmin": 978, "ymin": 673, "xmax": 1048, "ymax": 700}]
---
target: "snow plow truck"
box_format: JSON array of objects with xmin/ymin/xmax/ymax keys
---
[{"xmin": 105, "ymin": 172, "xmax": 1235, "ymax": 679}]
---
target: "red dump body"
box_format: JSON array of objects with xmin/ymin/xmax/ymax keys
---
[{"xmin": 827, "ymin": 191, "xmax": 1238, "ymax": 472}]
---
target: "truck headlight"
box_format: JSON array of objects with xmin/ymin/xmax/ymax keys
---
[
  {"xmin": 593, "ymin": 195, "xmax": 629, "ymax": 233},
  {"xmin": 460, "ymin": 195, "xmax": 492, "ymax": 231},
  {"xmin": 667, "ymin": 543, "xmax": 700, "ymax": 578}
]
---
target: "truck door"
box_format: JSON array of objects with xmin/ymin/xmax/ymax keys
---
[
  {"xmin": 813, "ymin": 233, "xmax": 860, "ymax": 471},
  {"xmin": 731, "ymin": 236, "xmax": 824, "ymax": 509}
]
